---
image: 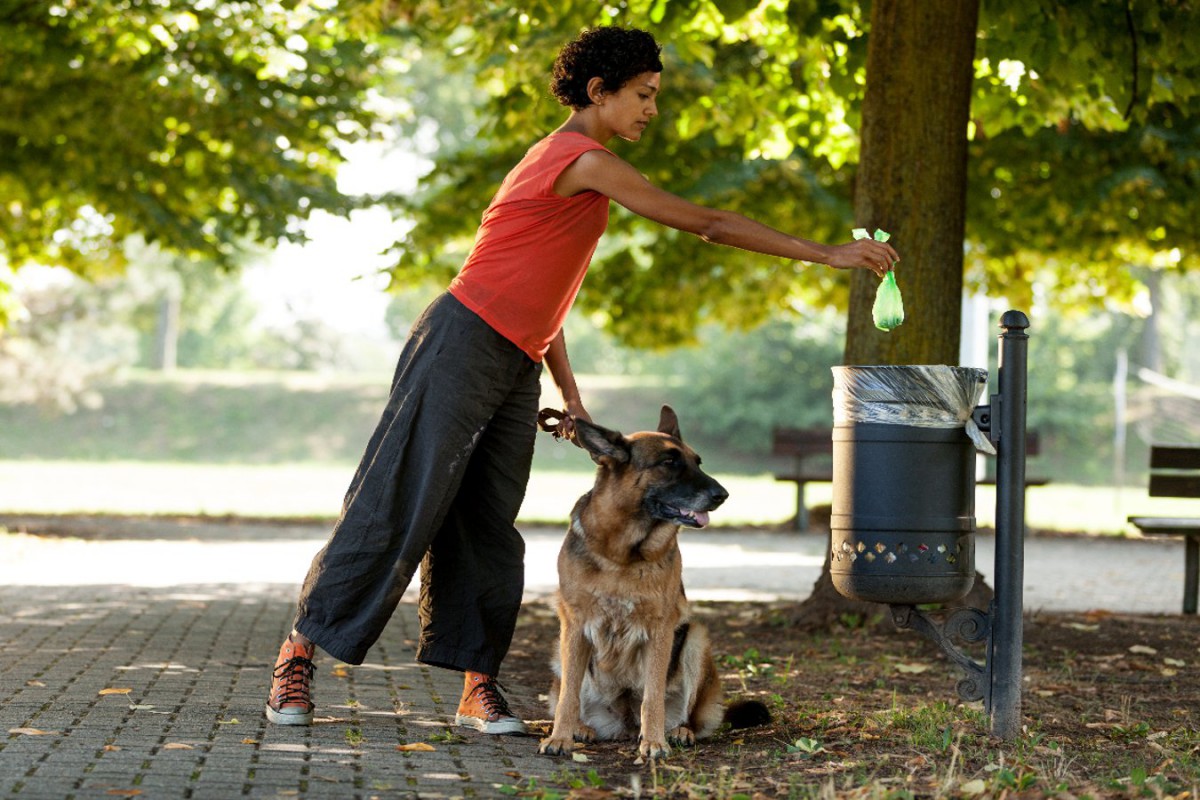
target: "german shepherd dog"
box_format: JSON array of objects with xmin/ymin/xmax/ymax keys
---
[{"xmin": 538, "ymin": 406, "xmax": 769, "ymax": 759}]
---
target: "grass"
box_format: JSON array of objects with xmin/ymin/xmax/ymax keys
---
[
  {"xmin": 0, "ymin": 368, "xmax": 1193, "ymax": 533},
  {"xmin": 499, "ymin": 602, "xmax": 1200, "ymax": 799}
]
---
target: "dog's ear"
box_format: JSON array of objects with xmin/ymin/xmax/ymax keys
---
[
  {"xmin": 574, "ymin": 418, "xmax": 631, "ymax": 466},
  {"xmin": 657, "ymin": 405, "xmax": 681, "ymax": 440}
]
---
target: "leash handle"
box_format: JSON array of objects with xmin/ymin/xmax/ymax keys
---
[{"xmin": 537, "ymin": 408, "xmax": 568, "ymax": 440}]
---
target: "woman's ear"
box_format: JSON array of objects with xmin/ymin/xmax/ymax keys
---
[{"xmin": 585, "ymin": 76, "xmax": 606, "ymax": 106}]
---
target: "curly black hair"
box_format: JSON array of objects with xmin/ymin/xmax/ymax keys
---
[{"xmin": 550, "ymin": 27, "xmax": 663, "ymax": 110}]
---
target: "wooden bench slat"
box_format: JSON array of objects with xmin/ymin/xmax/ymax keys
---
[
  {"xmin": 771, "ymin": 430, "xmax": 832, "ymax": 456},
  {"xmin": 1127, "ymin": 517, "xmax": 1200, "ymax": 534},
  {"xmin": 1149, "ymin": 474, "xmax": 1200, "ymax": 499},
  {"xmin": 1150, "ymin": 446, "xmax": 1200, "ymax": 471}
]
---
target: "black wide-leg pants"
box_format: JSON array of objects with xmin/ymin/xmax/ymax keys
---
[{"xmin": 293, "ymin": 293, "xmax": 541, "ymax": 674}]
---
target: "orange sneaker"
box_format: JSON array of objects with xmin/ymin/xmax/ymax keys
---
[
  {"xmin": 455, "ymin": 672, "xmax": 527, "ymax": 735},
  {"xmin": 266, "ymin": 636, "xmax": 315, "ymax": 726}
]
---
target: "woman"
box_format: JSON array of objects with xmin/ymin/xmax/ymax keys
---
[{"xmin": 267, "ymin": 26, "xmax": 899, "ymax": 735}]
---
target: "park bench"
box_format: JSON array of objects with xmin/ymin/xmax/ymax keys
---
[
  {"xmin": 772, "ymin": 426, "xmax": 1046, "ymax": 532},
  {"xmin": 771, "ymin": 427, "xmax": 834, "ymax": 532},
  {"xmin": 1127, "ymin": 444, "xmax": 1200, "ymax": 614}
]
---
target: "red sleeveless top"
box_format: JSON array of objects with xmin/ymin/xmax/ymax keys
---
[{"xmin": 448, "ymin": 132, "xmax": 612, "ymax": 361}]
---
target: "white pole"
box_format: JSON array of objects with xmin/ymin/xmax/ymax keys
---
[{"xmin": 1113, "ymin": 347, "xmax": 1128, "ymax": 509}]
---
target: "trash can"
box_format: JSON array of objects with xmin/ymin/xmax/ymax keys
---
[{"xmin": 829, "ymin": 365, "xmax": 992, "ymax": 604}]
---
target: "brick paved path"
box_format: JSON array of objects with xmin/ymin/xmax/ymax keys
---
[
  {"xmin": 0, "ymin": 585, "xmax": 557, "ymax": 799},
  {"xmin": 1, "ymin": 517, "xmax": 1194, "ymax": 797}
]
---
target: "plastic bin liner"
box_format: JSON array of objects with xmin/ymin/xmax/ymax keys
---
[{"xmin": 832, "ymin": 365, "xmax": 994, "ymax": 454}]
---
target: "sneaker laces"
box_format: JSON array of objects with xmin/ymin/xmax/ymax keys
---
[
  {"xmin": 272, "ymin": 654, "xmax": 315, "ymax": 707},
  {"xmin": 466, "ymin": 678, "xmax": 515, "ymax": 720}
]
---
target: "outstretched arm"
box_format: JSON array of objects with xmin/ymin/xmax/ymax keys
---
[{"xmin": 555, "ymin": 150, "xmax": 899, "ymax": 276}]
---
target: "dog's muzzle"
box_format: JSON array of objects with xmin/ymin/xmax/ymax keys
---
[{"xmin": 652, "ymin": 482, "xmax": 728, "ymax": 528}]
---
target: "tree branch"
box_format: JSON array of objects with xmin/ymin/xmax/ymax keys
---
[{"xmin": 1124, "ymin": 0, "xmax": 1140, "ymax": 121}]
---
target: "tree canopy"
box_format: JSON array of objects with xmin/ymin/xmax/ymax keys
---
[
  {"xmin": 0, "ymin": 0, "xmax": 384, "ymax": 319},
  {"xmin": 377, "ymin": 0, "xmax": 1200, "ymax": 348},
  {"xmin": 2, "ymin": 1, "xmax": 1197, "ymax": 353}
]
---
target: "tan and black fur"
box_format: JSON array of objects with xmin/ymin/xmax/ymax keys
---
[{"xmin": 538, "ymin": 406, "xmax": 768, "ymax": 759}]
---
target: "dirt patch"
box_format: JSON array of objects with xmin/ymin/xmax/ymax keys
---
[{"xmin": 502, "ymin": 600, "xmax": 1200, "ymax": 798}]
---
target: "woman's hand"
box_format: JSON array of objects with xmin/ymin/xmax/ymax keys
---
[
  {"xmin": 822, "ymin": 239, "xmax": 901, "ymax": 278},
  {"xmin": 558, "ymin": 399, "xmax": 592, "ymax": 446},
  {"xmin": 537, "ymin": 400, "xmax": 593, "ymax": 445}
]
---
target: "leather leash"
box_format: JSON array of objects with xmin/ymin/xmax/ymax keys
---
[{"xmin": 537, "ymin": 408, "xmax": 570, "ymax": 441}]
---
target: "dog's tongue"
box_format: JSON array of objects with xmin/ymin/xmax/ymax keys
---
[{"xmin": 691, "ymin": 510, "xmax": 710, "ymax": 528}]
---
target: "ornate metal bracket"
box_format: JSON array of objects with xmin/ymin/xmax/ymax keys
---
[
  {"xmin": 889, "ymin": 604, "xmax": 991, "ymax": 703},
  {"xmin": 972, "ymin": 400, "xmax": 1000, "ymax": 447}
]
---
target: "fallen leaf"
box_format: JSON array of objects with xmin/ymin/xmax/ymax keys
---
[
  {"xmin": 25, "ymin": 680, "xmax": 46, "ymax": 688},
  {"xmin": 106, "ymin": 791, "xmax": 142, "ymax": 797},
  {"xmin": 396, "ymin": 742, "xmax": 436, "ymax": 752},
  {"xmin": 960, "ymin": 779, "xmax": 986, "ymax": 796},
  {"xmin": 1161, "ymin": 668, "xmax": 1179, "ymax": 677},
  {"xmin": 1129, "ymin": 645, "xmax": 1158, "ymax": 655},
  {"xmin": 330, "ymin": 665, "xmax": 351, "ymax": 678},
  {"xmin": 241, "ymin": 738, "xmax": 259, "ymax": 745},
  {"xmin": 99, "ymin": 688, "xmax": 133, "ymax": 696},
  {"xmin": 1164, "ymin": 658, "xmax": 1186, "ymax": 667},
  {"xmin": 217, "ymin": 719, "xmax": 240, "ymax": 725},
  {"xmin": 103, "ymin": 745, "xmax": 121, "ymax": 752},
  {"xmin": 572, "ymin": 751, "xmax": 590, "ymax": 763},
  {"xmin": 8, "ymin": 728, "xmax": 54, "ymax": 736},
  {"xmin": 1090, "ymin": 654, "xmax": 1125, "ymax": 664},
  {"xmin": 161, "ymin": 743, "xmax": 193, "ymax": 750},
  {"xmin": 1065, "ymin": 623, "xmax": 1099, "ymax": 631},
  {"xmin": 128, "ymin": 704, "xmax": 156, "ymax": 711},
  {"xmin": 895, "ymin": 663, "xmax": 930, "ymax": 674}
]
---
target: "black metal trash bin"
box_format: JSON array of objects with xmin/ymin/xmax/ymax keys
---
[{"xmin": 830, "ymin": 366, "xmax": 991, "ymax": 605}]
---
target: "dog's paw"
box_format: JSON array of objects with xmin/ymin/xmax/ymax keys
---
[
  {"xmin": 538, "ymin": 736, "xmax": 574, "ymax": 757},
  {"xmin": 574, "ymin": 724, "xmax": 597, "ymax": 743},
  {"xmin": 667, "ymin": 725, "xmax": 696, "ymax": 747},
  {"xmin": 637, "ymin": 737, "xmax": 671, "ymax": 759}
]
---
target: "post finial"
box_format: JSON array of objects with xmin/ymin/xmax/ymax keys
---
[{"xmin": 999, "ymin": 310, "xmax": 1030, "ymax": 332}]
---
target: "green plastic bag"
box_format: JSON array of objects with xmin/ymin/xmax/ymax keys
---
[{"xmin": 853, "ymin": 228, "xmax": 904, "ymax": 332}]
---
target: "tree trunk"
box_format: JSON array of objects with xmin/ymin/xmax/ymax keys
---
[
  {"xmin": 794, "ymin": 0, "xmax": 983, "ymax": 625},
  {"xmin": 844, "ymin": 0, "xmax": 980, "ymax": 368}
]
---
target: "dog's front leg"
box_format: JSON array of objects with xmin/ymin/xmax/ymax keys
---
[
  {"xmin": 637, "ymin": 630, "xmax": 674, "ymax": 759},
  {"xmin": 539, "ymin": 617, "xmax": 591, "ymax": 756}
]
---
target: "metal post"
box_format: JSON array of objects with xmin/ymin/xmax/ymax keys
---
[{"xmin": 989, "ymin": 310, "xmax": 1029, "ymax": 738}]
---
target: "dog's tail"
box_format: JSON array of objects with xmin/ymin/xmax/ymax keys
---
[{"xmin": 724, "ymin": 699, "xmax": 771, "ymax": 730}]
